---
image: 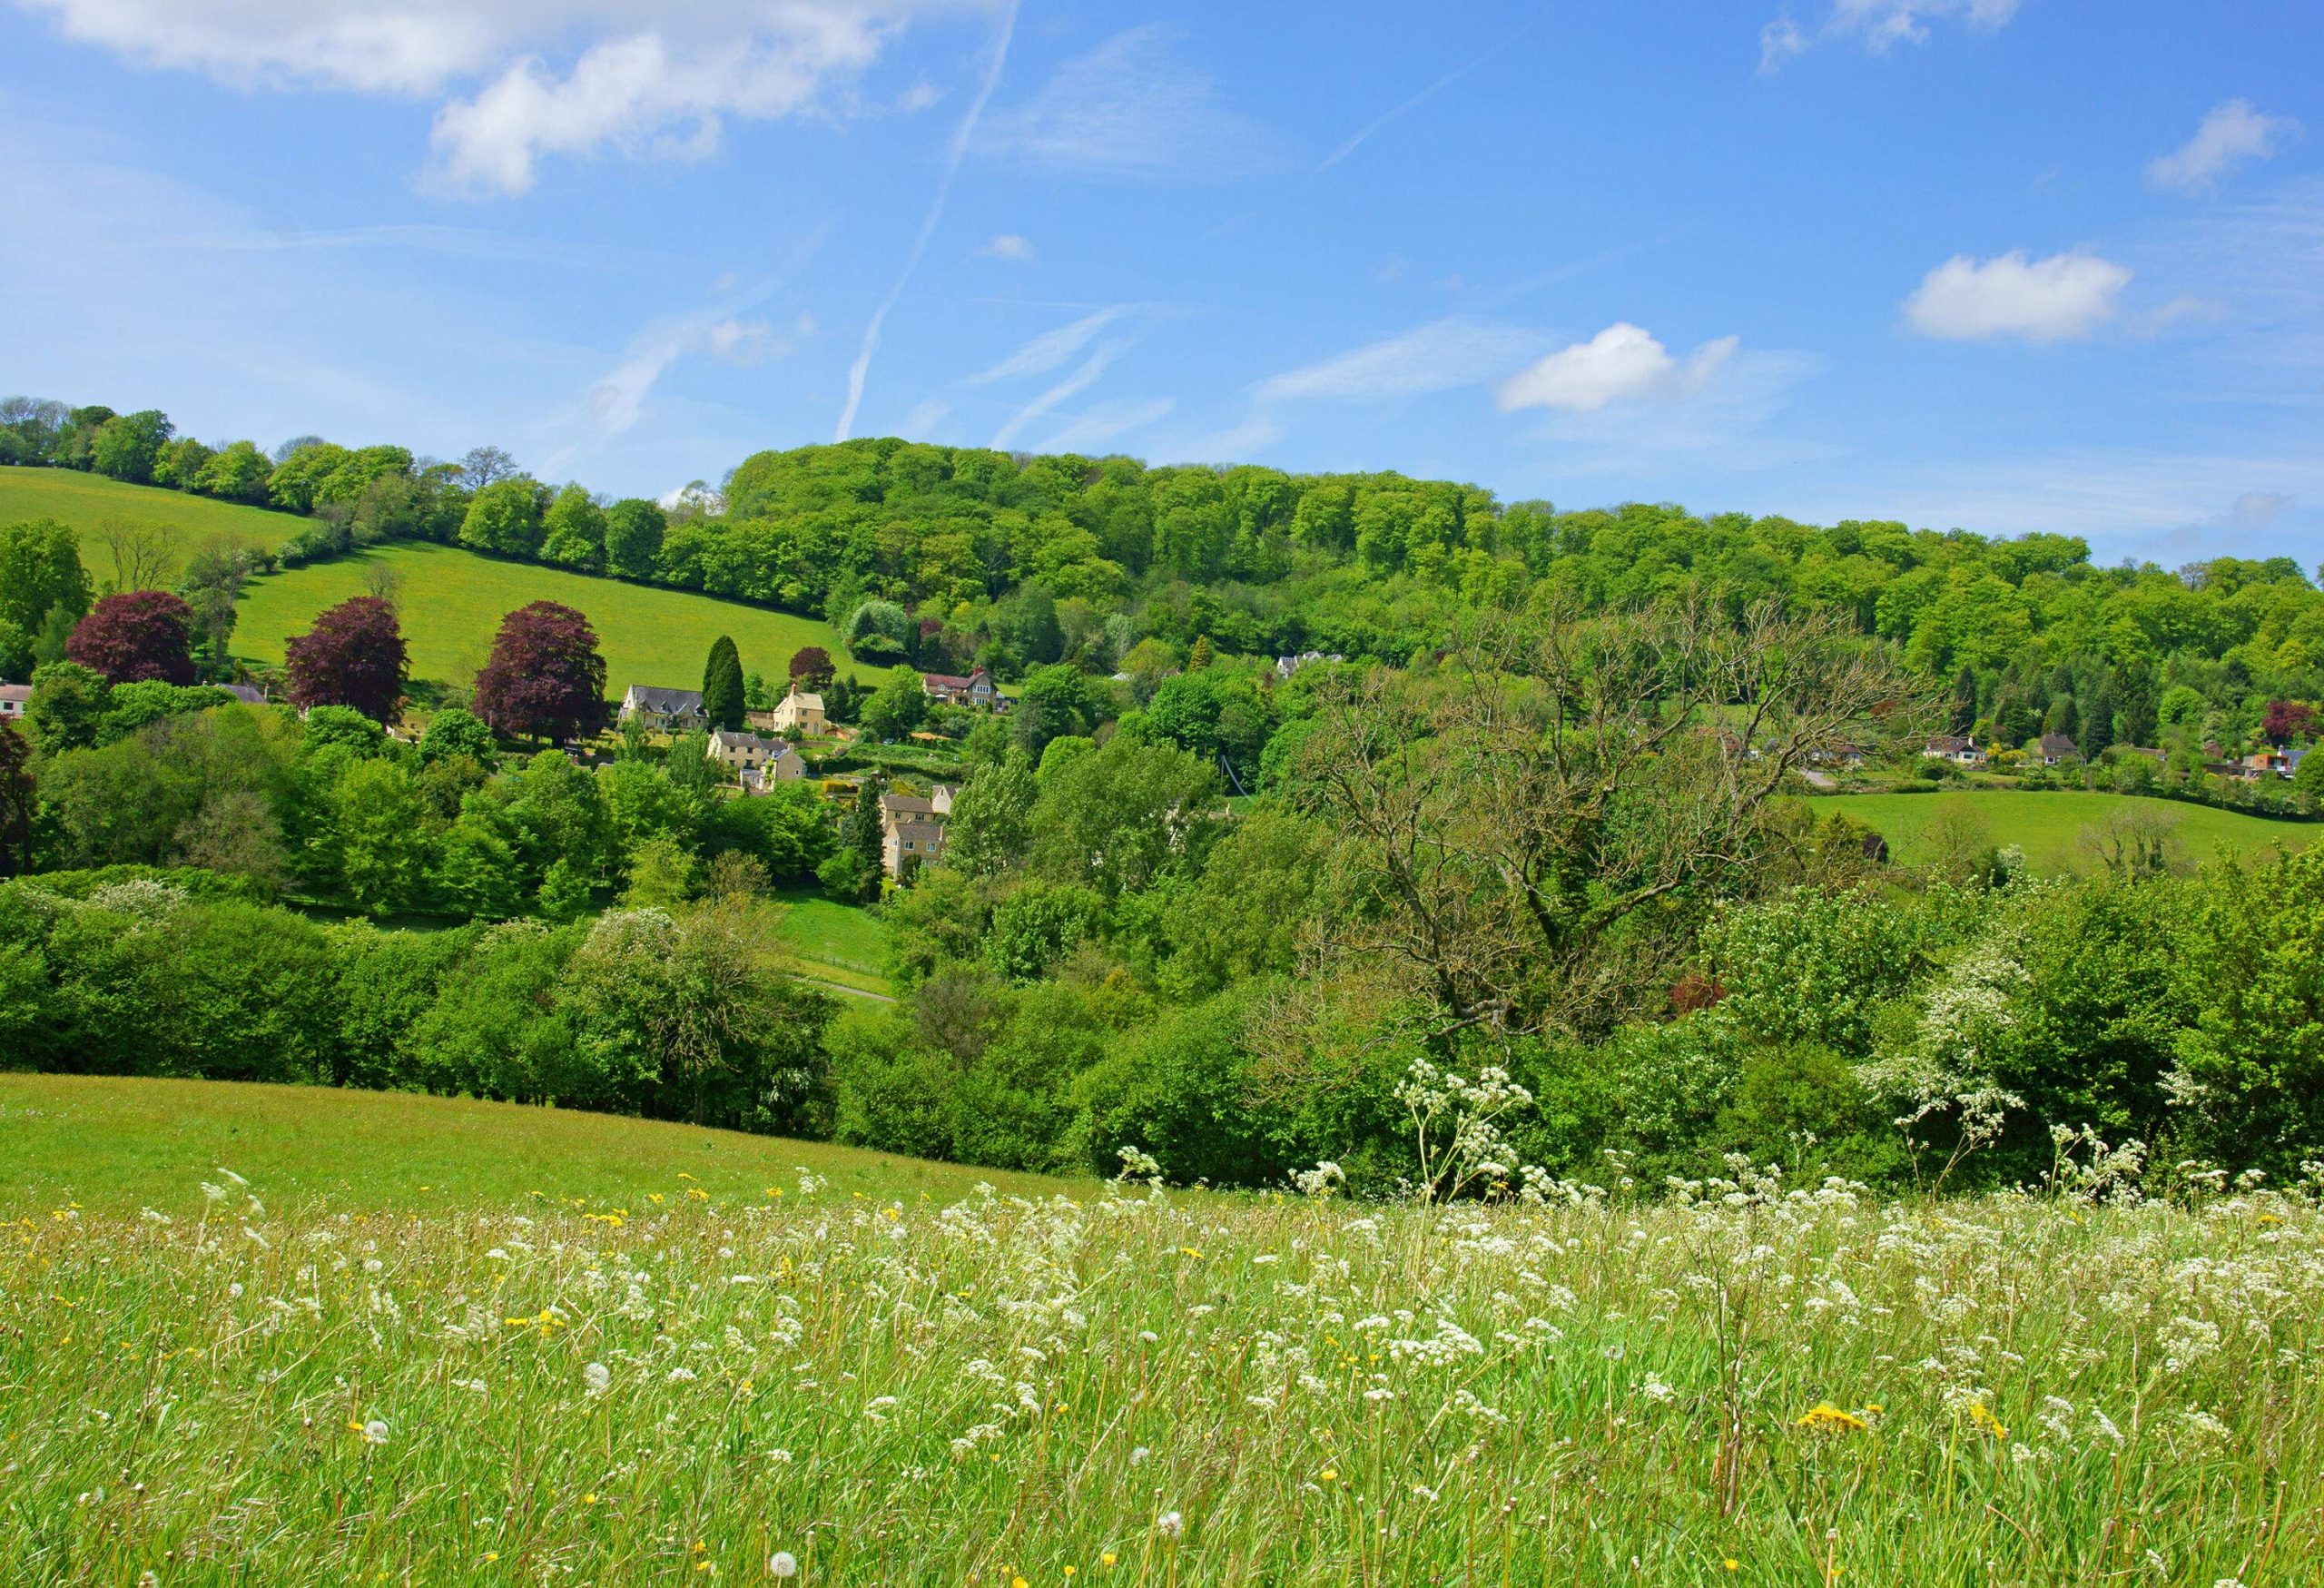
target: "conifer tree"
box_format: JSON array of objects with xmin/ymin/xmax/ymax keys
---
[{"xmin": 702, "ymin": 636, "xmax": 744, "ymax": 731}]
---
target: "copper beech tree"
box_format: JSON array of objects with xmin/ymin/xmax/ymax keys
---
[{"xmin": 1291, "ymin": 594, "xmax": 1931, "ymax": 1043}]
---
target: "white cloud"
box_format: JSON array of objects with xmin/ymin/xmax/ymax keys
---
[
  {"xmin": 1177, "ymin": 318, "xmax": 1545, "ymax": 464},
  {"xmin": 587, "ymin": 308, "xmax": 805, "ymax": 437},
  {"xmin": 1760, "ymin": 0, "xmax": 2017, "ymax": 71},
  {"xmin": 975, "ymin": 232, "xmax": 1033, "ymax": 261},
  {"xmin": 1254, "ymin": 318, "xmax": 1546, "ymax": 404},
  {"xmin": 990, "ymin": 341, "xmax": 1125, "ymax": 449},
  {"xmin": 1496, "ymin": 322, "xmax": 1738, "ymax": 413},
  {"xmin": 978, "ymin": 25, "xmax": 1291, "ymax": 179},
  {"xmin": 1039, "ymin": 396, "xmax": 1174, "ymax": 454},
  {"xmin": 16, "ymin": 1, "xmax": 988, "ymax": 195},
  {"xmin": 967, "ymin": 307, "xmax": 1126, "ymax": 384},
  {"xmin": 902, "ymin": 398, "xmax": 952, "ymax": 435},
  {"xmin": 2230, "ymin": 490, "xmax": 2290, "ymax": 529},
  {"xmin": 1902, "ymin": 250, "xmax": 2132, "ymax": 342},
  {"xmin": 2147, "ymin": 100, "xmax": 2301, "ymax": 194}
]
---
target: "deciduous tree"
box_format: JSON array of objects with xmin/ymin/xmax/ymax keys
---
[
  {"xmin": 284, "ymin": 596, "xmax": 409, "ymax": 723},
  {"xmin": 90, "ymin": 409, "xmax": 172, "ymax": 484},
  {"xmin": 473, "ymin": 602, "xmax": 606, "ymax": 744},
  {"xmin": 0, "ymin": 721, "xmax": 31, "ymax": 876},
  {"xmin": 1295, "ymin": 595, "xmax": 1927, "ymax": 1041},
  {"xmin": 458, "ymin": 478, "xmax": 548, "ymax": 557},
  {"xmin": 0, "ymin": 518, "xmax": 94, "ymax": 637},
  {"xmin": 67, "ymin": 590, "xmax": 197, "ymax": 685},
  {"xmin": 604, "ymin": 498, "xmax": 665, "ymax": 580},
  {"xmin": 787, "ymin": 646, "xmax": 835, "ymax": 689}
]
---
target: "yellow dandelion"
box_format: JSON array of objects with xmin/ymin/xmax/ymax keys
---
[
  {"xmin": 1101, "ymin": 1553, "xmax": 1118, "ymax": 1568},
  {"xmin": 1724, "ymin": 1561, "xmax": 1738, "ymax": 1573},
  {"xmin": 1318, "ymin": 1468, "xmax": 1337, "ymax": 1483},
  {"xmin": 1793, "ymin": 1403, "xmax": 1869, "ymax": 1433}
]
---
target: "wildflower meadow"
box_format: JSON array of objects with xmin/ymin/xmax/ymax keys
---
[{"xmin": 7, "ymin": 1139, "xmax": 2322, "ymax": 1585}]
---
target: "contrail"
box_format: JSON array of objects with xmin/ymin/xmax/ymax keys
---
[
  {"xmin": 835, "ymin": 3, "xmax": 1020, "ymax": 441},
  {"xmin": 1315, "ymin": 21, "xmax": 1535, "ymax": 175}
]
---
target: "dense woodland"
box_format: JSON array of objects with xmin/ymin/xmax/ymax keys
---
[{"xmin": 5, "ymin": 392, "xmax": 2324, "ymax": 1194}]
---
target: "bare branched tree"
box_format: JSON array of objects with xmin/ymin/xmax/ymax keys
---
[
  {"xmin": 362, "ymin": 562, "xmax": 404, "ymax": 609},
  {"xmin": 1294, "ymin": 593, "xmax": 1932, "ymax": 1042},
  {"xmin": 98, "ymin": 516, "xmax": 178, "ymax": 595},
  {"xmin": 2081, "ymin": 804, "xmax": 2181, "ymax": 879}
]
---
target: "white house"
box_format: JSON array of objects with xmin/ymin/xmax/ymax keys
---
[
  {"xmin": 0, "ymin": 683, "xmax": 28, "ymax": 721},
  {"xmin": 619, "ymin": 685, "xmax": 705, "ymax": 733}
]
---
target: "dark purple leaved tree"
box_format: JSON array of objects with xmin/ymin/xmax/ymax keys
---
[
  {"xmin": 66, "ymin": 589, "xmax": 197, "ymax": 685},
  {"xmin": 473, "ymin": 601, "xmax": 607, "ymax": 743},
  {"xmin": 285, "ymin": 596, "xmax": 409, "ymax": 724}
]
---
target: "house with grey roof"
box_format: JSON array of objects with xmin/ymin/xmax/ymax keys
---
[{"xmin": 619, "ymin": 685, "xmax": 706, "ymax": 733}]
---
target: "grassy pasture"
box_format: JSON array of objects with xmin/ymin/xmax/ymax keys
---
[
  {"xmin": 772, "ymin": 888, "xmax": 893, "ymax": 998},
  {"xmin": 2, "ymin": 1076, "xmax": 2318, "ymax": 1584},
  {"xmin": 1811, "ymin": 788, "xmax": 2312, "ymax": 873},
  {"xmin": 0, "ymin": 463, "xmax": 278, "ymax": 562},
  {"xmin": 0, "ymin": 467, "xmax": 856, "ymax": 695},
  {"xmin": 0, "ymin": 1073, "xmax": 1049, "ymax": 1215}
]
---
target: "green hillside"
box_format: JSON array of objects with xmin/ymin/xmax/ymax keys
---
[
  {"xmin": 0, "ymin": 1073, "xmax": 1059, "ymax": 1215},
  {"xmin": 237, "ymin": 542, "xmax": 852, "ymax": 695},
  {"xmin": 1812, "ymin": 789, "xmax": 2315, "ymax": 873},
  {"xmin": 0, "ymin": 465, "xmax": 856, "ymax": 694},
  {"xmin": 0, "ymin": 461, "xmax": 280, "ymax": 556}
]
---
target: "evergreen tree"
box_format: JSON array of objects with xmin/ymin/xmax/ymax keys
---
[
  {"xmin": 1949, "ymin": 666, "xmax": 1977, "ymax": 735},
  {"xmin": 2081, "ymin": 684, "xmax": 2117, "ymax": 761},
  {"xmin": 702, "ymin": 636, "xmax": 745, "ymax": 731},
  {"xmin": 1187, "ymin": 635, "xmax": 1215, "ymax": 671}
]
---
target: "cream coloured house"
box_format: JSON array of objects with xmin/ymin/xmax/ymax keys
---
[
  {"xmin": 706, "ymin": 728, "xmax": 800, "ymax": 779},
  {"xmin": 765, "ymin": 687, "xmax": 827, "ymax": 735}
]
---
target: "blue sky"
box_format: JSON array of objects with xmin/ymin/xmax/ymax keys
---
[{"xmin": 3, "ymin": 0, "xmax": 2319, "ymax": 564}]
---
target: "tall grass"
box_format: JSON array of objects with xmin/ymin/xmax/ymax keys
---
[{"xmin": 8, "ymin": 1159, "xmax": 2320, "ymax": 1584}]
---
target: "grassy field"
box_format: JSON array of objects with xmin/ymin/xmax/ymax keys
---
[
  {"xmin": 0, "ymin": 1074, "xmax": 1049, "ymax": 1214},
  {"xmin": 0, "ymin": 462, "xmax": 280, "ymax": 560},
  {"xmin": 3, "ymin": 1077, "xmax": 2318, "ymax": 1584},
  {"xmin": 773, "ymin": 889, "xmax": 892, "ymax": 999},
  {"xmin": 1811, "ymin": 788, "xmax": 2313, "ymax": 873},
  {"xmin": 0, "ymin": 466, "xmax": 856, "ymax": 695},
  {"xmin": 238, "ymin": 543, "xmax": 854, "ymax": 695}
]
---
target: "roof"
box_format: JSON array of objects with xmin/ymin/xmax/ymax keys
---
[
  {"xmin": 708, "ymin": 728, "xmax": 783, "ymax": 754},
  {"xmin": 881, "ymin": 794, "xmax": 940, "ymax": 817},
  {"xmin": 891, "ymin": 818, "xmax": 945, "ymax": 843},
  {"xmin": 2038, "ymin": 734, "xmax": 2079, "ymax": 755},
  {"xmin": 1925, "ymin": 735, "xmax": 1973, "ymax": 752},
  {"xmin": 624, "ymin": 685, "xmax": 703, "ymax": 712},
  {"xmin": 0, "ymin": 684, "xmax": 32, "ymax": 704},
  {"xmin": 218, "ymin": 683, "xmax": 267, "ymax": 705},
  {"xmin": 780, "ymin": 690, "xmax": 823, "ymax": 711},
  {"xmin": 921, "ymin": 672, "xmax": 973, "ymax": 690}
]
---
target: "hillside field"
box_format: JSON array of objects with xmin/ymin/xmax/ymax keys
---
[
  {"xmin": 1809, "ymin": 788, "xmax": 2313, "ymax": 873},
  {"xmin": 236, "ymin": 542, "xmax": 854, "ymax": 695},
  {"xmin": 0, "ymin": 461, "xmax": 281, "ymax": 557},
  {"xmin": 773, "ymin": 887, "xmax": 892, "ymax": 998},
  {"xmin": 3, "ymin": 1077, "xmax": 2319, "ymax": 1584},
  {"xmin": 0, "ymin": 466, "xmax": 857, "ymax": 694},
  {"xmin": 0, "ymin": 1074, "xmax": 1049, "ymax": 1215}
]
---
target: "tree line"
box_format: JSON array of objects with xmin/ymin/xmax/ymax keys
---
[{"xmin": 10, "ymin": 397, "xmax": 2320, "ymax": 774}]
